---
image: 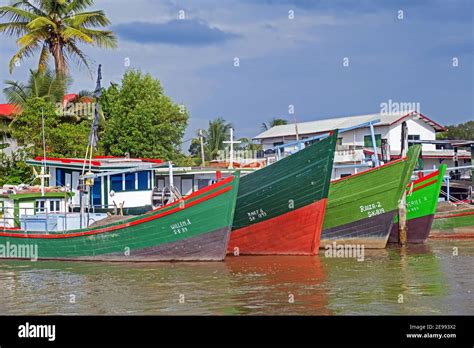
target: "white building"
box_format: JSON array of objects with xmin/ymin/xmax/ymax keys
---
[{"xmin": 254, "ymin": 111, "xmax": 472, "ymax": 179}]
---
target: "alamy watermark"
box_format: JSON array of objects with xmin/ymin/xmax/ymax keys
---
[
  {"xmin": 0, "ymin": 242, "xmax": 38, "ymax": 261},
  {"xmin": 324, "ymin": 242, "xmax": 365, "ymax": 262},
  {"xmin": 380, "ymin": 99, "xmax": 421, "ymax": 115}
]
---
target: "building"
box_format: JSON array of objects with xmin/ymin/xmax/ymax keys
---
[
  {"xmin": 0, "ymin": 103, "xmax": 19, "ymax": 157},
  {"xmin": 254, "ymin": 111, "xmax": 471, "ymax": 179}
]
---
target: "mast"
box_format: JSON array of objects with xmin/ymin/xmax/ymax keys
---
[{"xmin": 41, "ymin": 108, "xmax": 47, "ymax": 196}]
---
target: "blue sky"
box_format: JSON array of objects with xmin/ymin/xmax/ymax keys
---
[{"xmin": 0, "ymin": 0, "xmax": 472, "ymax": 143}]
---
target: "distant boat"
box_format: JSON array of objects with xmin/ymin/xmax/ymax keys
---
[
  {"xmin": 430, "ymin": 206, "xmax": 474, "ymax": 238},
  {"xmin": 388, "ymin": 164, "xmax": 446, "ymax": 244},
  {"xmin": 0, "ymin": 174, "xmax": 240, "ymax": 261},
  {"xmin": 228, "ymin": 131, "xmax": 338, "ymax": 255},
  {"xmin": 320, "ymin": 145, "xmax": 421, "ymax": 249}
]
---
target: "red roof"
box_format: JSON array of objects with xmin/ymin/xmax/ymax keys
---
[{"xmin": 0, "ymin": 104, "xmax": 19, "ymax": 119}]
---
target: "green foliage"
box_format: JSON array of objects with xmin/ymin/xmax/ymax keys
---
[
  {"xmin": 188, "ymin": 118, "xmax": 238, "ymax": 163},
  {"xmin": 0, "ymin": 151, "xmax": 34, "ymax": 187},
  {"xmin": 9, "ymin": 98, "xmax": 91, "ymax": 157},
  {"xmin": 237, "ymin": 137, "xmax": 262, "ymax": 152},
  {"xmin": 3, "ymin": 69, "xmax": 68, "ymax": 108},
  {"xmin": 0, "ymin": 0, "xmax": 116, "ymax": 76},
  {"xmin": 436, "ymin": 121, "xmax": 474, "ymax": 140},
  {"xmin": 100, "ymin": 70, "xmax": 189, "ymax": 161},
  {"xmin": 261, "ymin": 117, "xmax": 288, "ymax": 131}
]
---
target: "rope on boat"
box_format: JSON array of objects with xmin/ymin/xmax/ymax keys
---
[{"xmin": 439, "ymin": 189, "xmax": 473, "ymax": 209}]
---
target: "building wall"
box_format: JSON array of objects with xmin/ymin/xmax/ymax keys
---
[{"xmin": 388, "ymin": 118, "xmax": 436, "ymax": 151}]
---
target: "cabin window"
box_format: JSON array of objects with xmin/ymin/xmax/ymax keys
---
[
  {"xmin": 197, "ymin": 179, "xmax": 210, "ymax": 190},
  {"xmin": 137, "ymin": 171, "xmax": 150, "ymax": 190},
  {"xmin": 124, "ymin": 173, "xmax": 135, "ymax": 191},
  {"xmin": 36, "ymin": 200, "xmax": 46, "ymax": 213},
  {"xmin": 111, "ymin": 174, "xmax": 122, "ymax": 192},
  {"xmin": 56, "ymin": 168, "xmax": 66, "ymax": 187},
  {"xmin": 340, "ymin": 173, "xmax": 352, "ymax": 178},
  {"xmin": 363, "ymin": 134, "xmax": 382, "ymax": 148},
  {"xmin": 36, "ymin": 199, "xmax": 61, "ymax": 213},
  {"xmin": 91, "ymin": 177, "xmax": 102, "ymax": 207}
]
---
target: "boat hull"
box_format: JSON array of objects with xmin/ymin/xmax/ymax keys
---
[
  {"xmin": 430, "ymin": 210, "xmax": 474, "ymax": 238},
  {"xmin": 228, "ymin": 199, "xmax": 326, "ymax": 255},
  {"xmin": 321, "ymin": 210, "xmax": 397, "ymax": 249},
  {"xmin": 389, "ymin": 214, "xmax": 434, "ymax": 244},
  {"xmin": 229, "ymin": 131, "xmax": 338, "ymax": 255},
  {"xmin": 0, "ymin": 175, "xmax": 240, "ymax": 262},
  {"xmin": 321, "ymin": 145, "xmax": 421, "ymax": 249},
  {"xmin": 388, "ymin": 165, "xmax": 446, "ymax": 244}
]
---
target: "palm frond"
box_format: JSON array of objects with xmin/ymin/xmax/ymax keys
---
[
  {"xmin": 9, "ymin": 41, "xmax": 40, "ymax": 72},
  {"xmin": 27, "ymin": 16, "xmax": 58, "ymax": 30},
  {"xmin": 0, "ymin": 5, "xmax": 39, "ymax": 22},
  {"xmin": 64, "ymin": 41, "xmax": 92, "ymax": 74},
  {"xmin": 3, "ymin": 79, "xmax": 28, "ymax": 106},
  {"xmin": 65, "ymin": 0, "xmax": 95, "ymax": 14},
  {"xmin": 0, "ymin": 22, "xmax": 29, "ymax": 36},
  {"xmin": 10, "ymin": 1, "xmax": 47, "ymax": 17},
  {"xmin": 37, "ymin": 42, "xmax": 49, "ymax": 73},
  {"xmin": 80, "ymin": 27, "xmax": 117, "ymax": 48},
  {"xmin": 64, "ymin": 10, "xmax": 110, "ymax": 27}
]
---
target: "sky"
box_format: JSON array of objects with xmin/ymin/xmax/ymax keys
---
[{"xmin": 0, "ymin": 0, "xmax": 473, "ymax": 145}]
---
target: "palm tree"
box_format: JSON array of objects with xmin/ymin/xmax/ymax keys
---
[
  {"xmin": 202, "ymin": 118, "xmax": 232, "ymax": 160},
  {"xmin": 3, "ymin": 68, "xmax": 68, "ymax": 108},
  {"xmin": 261, "ymin": 117, "xmax": 288, "ymax": 131},
  {"xmin": 0, "ymin": 0, "xmax": 117, "ymax": 76}
]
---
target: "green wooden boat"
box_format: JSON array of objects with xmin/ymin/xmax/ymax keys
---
[
  {"xmin": 0, "ymin": 174, "xmax": 240, "ymax": 261},
  {"xmin": 321, "ymin": 145, "xmax": 421, "ymax": 249},
  {"xmin": 228, "ymin": 131, "xmax": 338, "ymax": 255},
  {"xmin": 389, "ymin": 164, "xmax": 446, "ymax": 243},
  {"xmin": 431, "ymin": 207, "xmax": 474, "ymax": 238}
]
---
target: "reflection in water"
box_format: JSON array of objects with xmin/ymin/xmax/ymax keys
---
[
  {"xmin": 0, "ymin": 240, "xmax": 472, "ymax": 315},
  {"xmin": 225, "ymin": 256, "xmax": 330, "ymax": 315}
]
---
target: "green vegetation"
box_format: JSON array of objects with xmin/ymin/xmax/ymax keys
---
[
  {"xmin": 0, "ymin": 0, "xmax": 116, "ymax": 76},
  {"xmin": 9, "ymin": 98, "xmax": 90, "ymax": 157},
  {"xmin": 100, "ymin": 70, "xmax": 189, "ymax": 162},
  {"xmin": 189, "ymin": 118, "xmax": 232, "ymax": 162},
  {"xmin": 437, "ymin": 121, "xmax": 474, "ymax": 141},
  {"xmin": 3, "ymin": 68, "xmax": 67, "ymax": 108},
  {"xmin": 261, "ymin": 117, "xmax": 288, "ymax": 131}
]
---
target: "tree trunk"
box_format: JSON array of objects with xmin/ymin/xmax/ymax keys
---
[{"xmin": 50, "ymin": 39, "xmax": 68, "ymax": 77}]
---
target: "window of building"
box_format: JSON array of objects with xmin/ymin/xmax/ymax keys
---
[
  {"xmin": 336, "ymin": 137, "xmax": 343, "ymax": 145},
  {"xmin": 137, "ymin": 171, "xmax": 150, "ymax": 190},
  {"xmin": 363, "ymin": 134, "xmax": 382, "ymax": 148},
  {"xmin": 124, "ymin": 173, "xmax": 135, "ymax": 191},
  {"xmin": 273, "ymin": 141, "xmax": 284, "ymax": 147},
  {"xmin": 111, "ymin": 174, "xmax": 123, "ymax": 192},
  {"xmin": 408, "ymin": 134, "xmax": 420, "ymax": 147}
]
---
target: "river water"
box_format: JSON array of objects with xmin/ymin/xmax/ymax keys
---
[{"xmin": 0, "ymin": 239, "xmax": 472, "ymax": 315}]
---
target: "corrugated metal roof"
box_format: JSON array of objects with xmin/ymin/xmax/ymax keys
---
[{"xmin": 254, "ymin": 111, "xmax": 446, "ymax": 139}]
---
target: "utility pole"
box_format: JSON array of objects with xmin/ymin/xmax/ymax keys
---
[{"xmin": 199, "ymin": 129, "xmax": 205, "ymax": 166}]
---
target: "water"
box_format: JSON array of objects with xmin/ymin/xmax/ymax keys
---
[{"xmin": 0, "ymin": 239, "xmax": 472, "ymax": 315}]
